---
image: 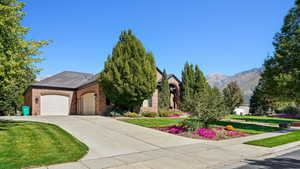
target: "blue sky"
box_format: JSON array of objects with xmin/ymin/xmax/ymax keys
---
[{"xmin": 23, "ymin": 0, "xmax": 294, "ymax": 78}]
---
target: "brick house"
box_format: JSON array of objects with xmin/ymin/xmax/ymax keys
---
[{"xmin": 24, "ymin": 68, "xmax": 181, "ymax": 116}]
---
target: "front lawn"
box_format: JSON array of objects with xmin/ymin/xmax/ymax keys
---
[
  {"xmin": 226, "ymin": 115, "xmax": 300, "ymax": 125},
  {"xmin": 245, "ymin": 130, "xmax": 300, "ymax": 147},
  {"xmin": 119, "ymin": 118, "xmax": 186, "ymax": 127},
  {"xmin": 0, "ymin": 120, "xmax": 88, "ymax": 169},
  {"xmin": 118, "ymin": 118, "xmax": 281, "ymax": 134}
]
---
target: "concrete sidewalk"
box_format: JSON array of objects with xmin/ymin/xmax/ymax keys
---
[{"xmin": 2, "ymin": 116, "xmax": 300, "ymax": 169}]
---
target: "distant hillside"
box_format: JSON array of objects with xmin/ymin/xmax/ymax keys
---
[{"xmin": 207, "ymin": 68, "xmax": 263, "ymax": 105}]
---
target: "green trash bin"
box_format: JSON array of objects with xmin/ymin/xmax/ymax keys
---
[{"xmin": 22, "ymin": 106, "xmax": 30, "ymax": 116}]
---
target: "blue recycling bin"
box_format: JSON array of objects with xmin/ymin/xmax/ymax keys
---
[{"xmin": 22, "ymin": 106, "xmax": 30, "ymax": 116}]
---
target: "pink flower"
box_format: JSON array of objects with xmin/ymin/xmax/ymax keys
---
[{"xmin": 193, "ymin": 128, "xmax": 217, "ymax": 139}]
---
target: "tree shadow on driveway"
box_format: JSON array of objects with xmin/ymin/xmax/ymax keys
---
[{"xmin": 237, "ymin": 157, "xmax": 300, "ymax": 169}]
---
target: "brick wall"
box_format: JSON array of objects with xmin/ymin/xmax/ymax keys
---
[
  {"xmin": 30, "ymin": 88, "xmax": 75, "ymax": 115},
  {"xmin": 76, "ymin": 82, "xmax": 108, "ymax": 115}
]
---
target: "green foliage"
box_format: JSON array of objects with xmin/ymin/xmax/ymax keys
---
[
  {"xmin": 99, "ymin": 30, "xmax": 156, "ymax": 111},
  {"xmin": 180, "ymin": 63, "xmax": 209, "ymax": 112},
  {"xmin": 0, "ymin": 0, "xmax": 49, "ymax": 115},
  {"xmin": 249, "ymin": 81, "xmax": 270, "ymax": 114},
  {"xmin": 177, "ymin": 119, "xmax": 203, "ymax": 131},
  {"xmin": 158, "ymin": 111, "xmax": 172, "ymax": 117},
  {"xmin": 259, "ymin": 1, "xmax": 300, "ymax": 104},
  {"xmin": 124, "ymin": 112, "xmax": 140, "ymax": 118},
  {"xmin": 223, "ymin": 81, "xmax": 244, "ymax": 114},
  {"xmin": 277, "ymin": 106, "xmax": 300, "ymax": 115},
  {"xmin": 142, "ymin": 111, "xmax": 158, "ymax": 117},
  {"xmin": 190, "ymin": 87, "xmax": 227, "ymax": 128},
  {"xmin": 158, "ymin": 69, "xmax": 170, "ymax": 112}
]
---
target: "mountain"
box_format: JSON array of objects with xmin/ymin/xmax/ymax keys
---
[{"xmin": 207, "ymin": 68, "xmax": 263, "ymax": 105}]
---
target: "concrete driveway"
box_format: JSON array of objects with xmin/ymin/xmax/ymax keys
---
[
  {"xmin": 0, "ymin": 116, "xmax": 201, "ymax": 160},
  {"xmin": 2, "ymin": 116, "xmax": 299, "ymax": 169}
]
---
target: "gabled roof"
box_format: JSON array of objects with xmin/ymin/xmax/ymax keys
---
[{"xmin": 32, "ymin": 71, "xmax": 97, "ymax": 89}]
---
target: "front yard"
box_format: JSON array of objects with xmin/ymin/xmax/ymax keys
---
[
  {"xmin": 0, "ymin": 120, "xmax": 88, "ymax": 169},
  {"xmin": 118, "ymin": 115, "xmax": 285, "ymax": 140},
  {"xmin": 118, "ymin": 115, "xmax": 300, "ymax": 140}
]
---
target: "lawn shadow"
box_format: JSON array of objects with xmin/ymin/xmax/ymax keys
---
[
  {"xmin": 237, "ymin": 157, "xmax": 300, "ymax": 169},
  {"xmin": 0, "ymin": 120, "xmax": 26, "ymax": 131}
]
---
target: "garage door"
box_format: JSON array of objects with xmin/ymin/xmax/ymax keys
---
[
  {"xmin": 82, "ymin": 93, "xmax": 95, "ymax": 115},
  {"xmin": 41, "ymin": 95, "xmax": 70, "ymax": 115}
]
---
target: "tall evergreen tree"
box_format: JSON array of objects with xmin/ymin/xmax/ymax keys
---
[
  {"xmin": 180, "ymin": 63, "xmax": 209, "ymax": 112},
  {"xmin": 158, "ymin": 69, "xmax": 170, "ymax": 112},
  {"xmin": 223, "ymin": 81, "xmax": 244, "ymax": 114},
  {"xmin": 0, "ymin": 0, "xmax": 49, "ymax": 115},
  {"xmin": 99, "ymin": 30, "xmax": 156, "ymax": 111},
  {"xmin": 249, "ymin": 81, "xmax": 270, "ymax": 114},
  {"xmin": 261, "ymin": 0, "xmax": 300, "ymax": 104}
]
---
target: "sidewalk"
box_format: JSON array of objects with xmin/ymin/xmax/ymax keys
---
[{"xmin": 37, "ymin": 129, "xmax": 300, "ymax": 169}]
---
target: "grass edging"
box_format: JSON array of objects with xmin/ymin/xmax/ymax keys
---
[{"xmin": 244, "ymin": 130, "xmax": 300, "ymax": 148}]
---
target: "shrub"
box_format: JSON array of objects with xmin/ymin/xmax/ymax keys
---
[
  {"xmin": 124, "ymin": 112, "xmax": 139, "ymax": 118},
  {"xmin": 278, "ymin": 106, "xmax": 300, "ymax": 115},
  {"xmin": 142, "ymin": 111, "xmax": 158, "ymax": 117},
  {"xmin": 159, "ymin": 111, "xmax": 172, "ymax": 117},
  {"xmin": 177, "ymin": 119, "xmax": 203, "ymax": 132}
]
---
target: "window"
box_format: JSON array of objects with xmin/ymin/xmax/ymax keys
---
[{"xmin": 142, "ymin": 98, "xmax": 152, "ymax": 107}]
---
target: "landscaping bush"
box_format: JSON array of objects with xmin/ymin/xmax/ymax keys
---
[
  {"xmin": 124, "ymin": 112, "xmax": 139, "ymax": 118},
  {"xmin": 277, "ymin": 106, "xmax": 300, "ymax": 115},
  {"xmin": 158, "ymin": 111, "xmax": 172, "ymax": 117},
  {"xmin": 142, "ymin": 111, "xmax": 158, "ymax": 117},
  {"xmin": 177, "ymin": 119, "xmax": 203, "ymax": 132}
]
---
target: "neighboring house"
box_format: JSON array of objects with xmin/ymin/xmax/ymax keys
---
[
  {"xmin": 234, "ymin": 106, "xmax": 250, "ymax": 116},
  {"xmin": 24, "ymin": 68, "xmax": 181, "ymax": 116}
]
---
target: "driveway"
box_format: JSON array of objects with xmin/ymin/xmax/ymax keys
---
[
  {"xmin": 0, "ymin": 116, "xmax": 201, "ymax": 160},
  {"xmin": 1, "ymin": 116, "xmax": 299, "ymax": 169}
]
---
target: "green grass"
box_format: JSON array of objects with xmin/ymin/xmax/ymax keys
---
[
  {"xmin": 213, "ymin": 121, "xmax": 281, "ymax": 134},
  {"xmin": 245, "ymin": 130, "xmax": 300, "ymax": 147},
  {"xmin": 226, "ymin": 115, "xmax": 300, "ymax": 125},
  {"xmin": 118, "ymin": 118, "xmax": 186, "ymax": 127},
  {"xmin": 118, "ymin": 118, "xmax": 281, "ymax": 134},
  {"xmin": 0, "ymin": 120, "xmax": 89, "ymax": 169}
]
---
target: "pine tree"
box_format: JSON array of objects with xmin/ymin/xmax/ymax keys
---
[
  {"xmin": 249, "ymin": 81, "xmax": 270, "ymax": 114},
  {"xmin": 261, "ymin": 0, "xmax": 300, "ymax": 104},
  {"xmin": 180, "ymin": 63, "xmax": 209, "ymax": 112},
  {"xmin": 158, "ymin": 69, "xmax": 170, "ymax": 112},
  {"xmin": 223, "ymin": 81, "xmax": 244, "ymax": 114},
  {"xmin": 0, "ymin": 0, "xmax": 49, "ymax": 115},
  {"xmin": 99, "ymin": 30, "xmax": 157, "ymax": 111}
]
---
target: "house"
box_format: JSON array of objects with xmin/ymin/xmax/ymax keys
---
[
  {"xmin": 234, "ymin": 106, "xmax": 250, "ymax": 116},
  {"xmin": 24, "ymin": 68, "xmax": 181, "ymax": 116}
]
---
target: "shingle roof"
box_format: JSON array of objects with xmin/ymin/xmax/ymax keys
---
[{"xmin": 32, "ymin": 71, "xmax": 97, "ymax": 89}]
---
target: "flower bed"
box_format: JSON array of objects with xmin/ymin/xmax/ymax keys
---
[{"xmin": 155, "ymin": 125, "xmax": 249, "ymax": 140}]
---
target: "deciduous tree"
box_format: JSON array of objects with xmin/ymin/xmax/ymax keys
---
[{"xmin": 0, "ymin": 0, "xmax": 49, "ymax": 115}]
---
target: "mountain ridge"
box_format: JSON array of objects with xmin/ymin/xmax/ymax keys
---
[{"xmin": 207, "ymin": 67, "xmax": 263, "ymax": 104}]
